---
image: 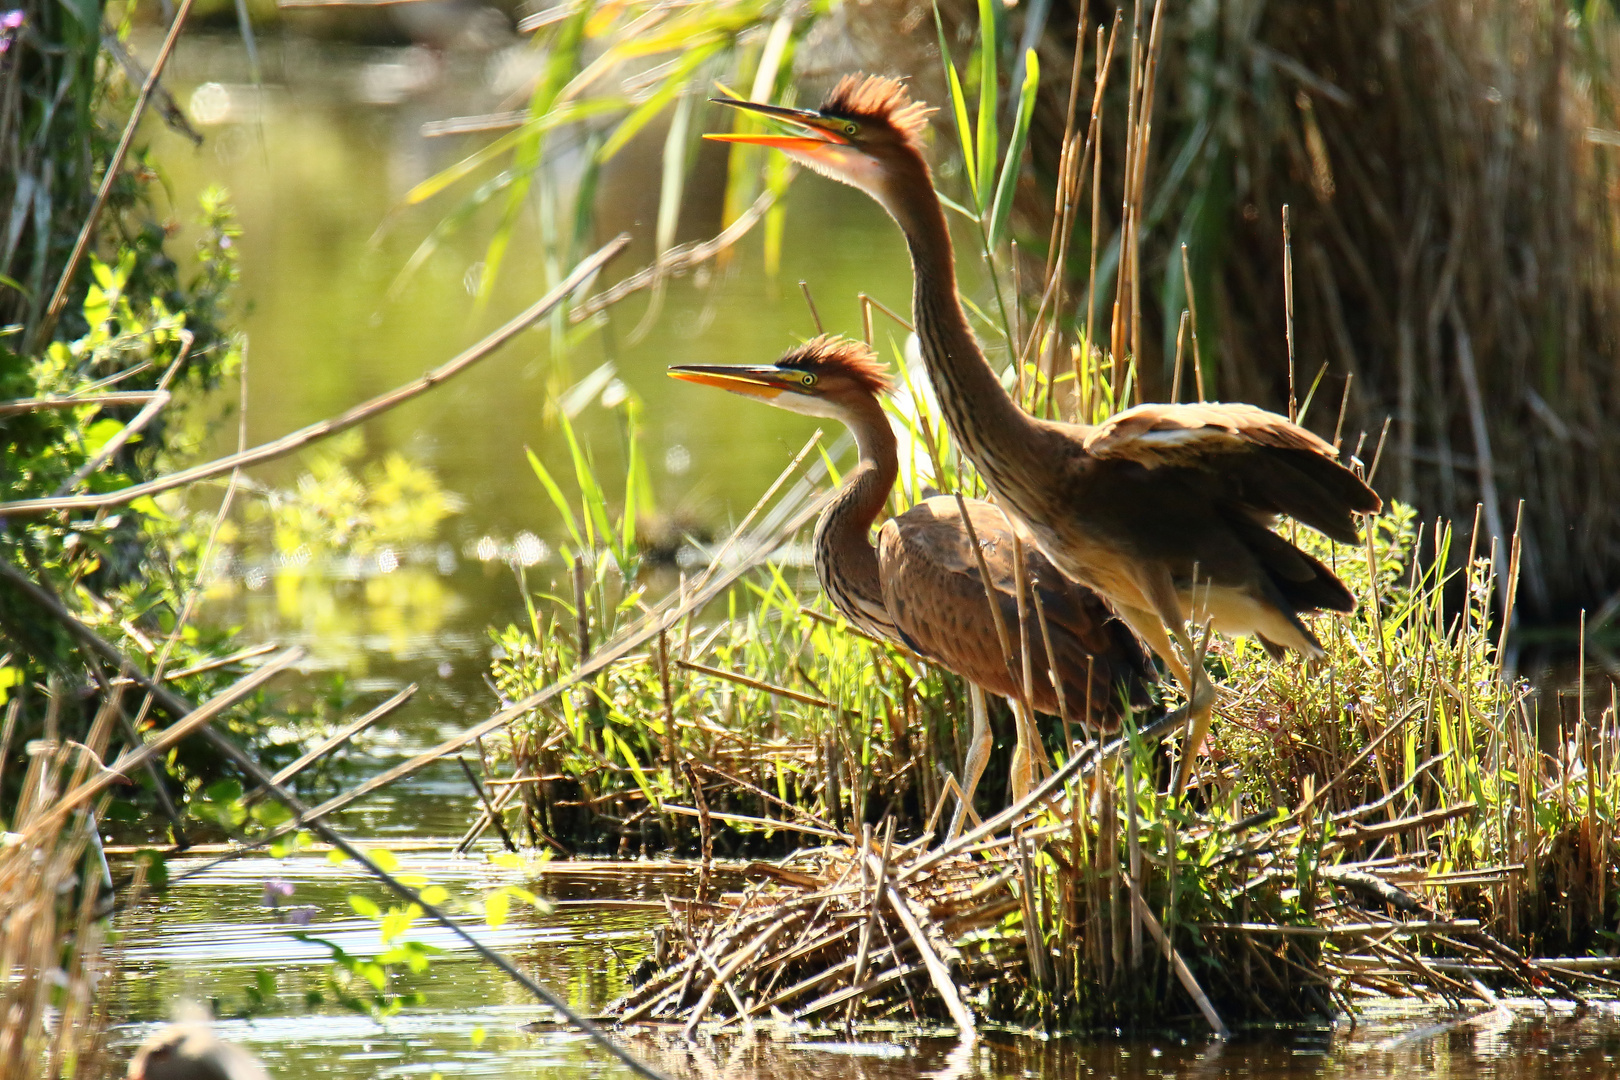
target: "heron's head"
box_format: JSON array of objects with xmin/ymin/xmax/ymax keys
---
[
  {"xmin": 706, "ymin": 74, "xmax": 934, "ymax": 215},
  {"xmin": 667, "ymin": 335, "xmax": 892, "ymax": 422}
]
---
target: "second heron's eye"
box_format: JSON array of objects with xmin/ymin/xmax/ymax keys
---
[
  {"xmin": 843, "ymin": 122, "xmax": 858, "ymax": 136},
  {"xmin": 801, "ymin": 373, "xmax": 817, "ymax": 387}
]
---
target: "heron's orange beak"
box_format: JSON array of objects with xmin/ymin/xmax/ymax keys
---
[
  {"xmin": 704, "ymin": 98, "xmax": 850, "ymax": 152},
  {"xmin": 667, "ymin": 363, "xmax": 798, "ymax": 401}
]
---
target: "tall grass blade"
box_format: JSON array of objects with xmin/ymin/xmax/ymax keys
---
[
  {"xmin": 526, "ymin": 447, "xmax": 586, "ymax": 554},
  {"xmin": 989, "ymin": 49, "xmax": 1039, "ymax": 250},
  {"xmin": 974, "ymin": 0, "xmax": 1000, "ymax": 214},
  {"xmin": 933, "ymin": 6, "xmax": 978, "ymax": 202},
  {"xmin": 599, "ymin": 42, "xmax": 722, "ymax": 163}
]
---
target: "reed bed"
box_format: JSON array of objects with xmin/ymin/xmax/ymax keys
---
[
  {"xmin": 0, "ymin": 688, "xmax": 128, "ymax": 1080},
  {"xmin": 499, "ymin": 487, "xmax": 1620, "ymax": 1033}
]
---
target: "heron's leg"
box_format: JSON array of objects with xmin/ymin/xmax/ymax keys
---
[
  {"xmin": 1007, "ymin": 698, "xmax": 1032, "ymax": 806},
  {"xmin": 1007, "ymin": 695, "xmax": 1050, "ymax": 807},
  {"xmin": 1137, "ymin": 570, "xmax": 1216, "ymax": 794},
  {"xmin": 1113, "ymin": 603, "xmax": 1190, "ymax": 693},
  {"xmin": 950, "ymin": 684, "xmax": 993, "ymax": 839}
]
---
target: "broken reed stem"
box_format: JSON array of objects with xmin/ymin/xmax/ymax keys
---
[
  {"xmin": 459, "ymin": 755, "xmax": 517, "ymax": 853},
  {"xmin": 1283, "ymin": 204, "xmax": 1297, "ymax": 422},
  {"xmin": 952, "ymin": 493, "xmax": 1023, "ymax": 710},
  {"xmin": 682, "ymin": 760, "xmax": 713, "ymax": 901},
  {"xmin": 1125, "ymin": 877, "xmax": 1230, "ymax": 1038},
  {"xmin": 1170, "ymin": 309, "xmax": 1189, "ymax": 403},
  {"xmin": 1083, "ymin": 21, "xmax": 1113, "ymax": 379},
  {"xmin": 1008, "ymin": 529, "xmax": 1047, "ymax": 789},
  {"xmin": 1127, "ymin": 746, "xmax": 1143, "ymax": 971},
  {"xmin": 1129, "ymin": 0, "xmax": 1168, "ymax": 396},
  {"xmin": 1180, "ymin": 242, "xmax": 1205, "ymax": 401}
]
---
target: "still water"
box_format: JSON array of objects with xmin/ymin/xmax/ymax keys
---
[{"xmin": 115, "ymin": 30, "xmax": 1620, "ymax": 1079}]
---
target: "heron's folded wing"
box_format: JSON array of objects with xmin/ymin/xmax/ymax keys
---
[{"xmin": 1082, "ymin": 403, "xmax": 1381, "ymax": 544}]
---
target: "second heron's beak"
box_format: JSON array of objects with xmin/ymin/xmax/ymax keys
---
[
  {"xmin": 703, "ymin": 97, "xmax": 850, "ymax": 152},
  {"xmin": 667, "ymin": 364, "xmax": 804, "ymax": 401}
]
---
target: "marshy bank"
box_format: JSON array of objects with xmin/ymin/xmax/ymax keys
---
[{"xmin": 4, "ymin": 1, "xmax": 1620, "ymax": 1077}]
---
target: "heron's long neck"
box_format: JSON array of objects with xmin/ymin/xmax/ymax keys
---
[
  {"xmin": 885, "ymin": 159, "xmax": 1058, "ymax": 505},
  {"xmin": 813, "ymin": 398, "xmax": 899, "ymax": 639}
]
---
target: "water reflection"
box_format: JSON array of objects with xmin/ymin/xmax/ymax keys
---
[{"xmin": 114, "ymin": 854, "xmax": 1620, "ymax": 1079}]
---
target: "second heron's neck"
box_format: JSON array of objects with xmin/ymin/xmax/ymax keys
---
[
  {"xmin": 813, "ymin": 399, "xmax": 900, "ymax": 640},
  {"xmin": 886, "ymin": 164, "xmax": 1058, "ymax": 503}
]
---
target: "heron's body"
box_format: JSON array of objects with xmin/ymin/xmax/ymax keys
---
[
  {"xmin": 876, "ymin": 494, "xmax": 1153, "ymax": 723},
  {"xmin": 670, "ymin": 338, "xmax": 1155, "ymax": 809},
  {"xmin": 710, "ymin": 76, "xmax": 1381, "ymax": 788}
]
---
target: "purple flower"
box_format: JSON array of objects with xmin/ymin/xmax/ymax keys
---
[
  {"xmin": 1, "ymin": 11, "xmax": 24, "ymax": 30},
  {"xmin": 262, "ymin": 878, "xmax": 295, "ymax": 907}
]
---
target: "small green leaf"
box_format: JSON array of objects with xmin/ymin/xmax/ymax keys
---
[
  {"xmin": 250, "ymin": 801, "xmax": 293, "ymax": 828},
  {"xmin": 365, "ymin": 848, "xmax": 400, "ymax": 873},
  {"xmin": 83, "ymin": 417, "xmax": 130, "ymax": 457},
  {"xmin": 419, "ymin": 885, "xmax": 450, "ymax": 906},
  {"xmin": 357, "ymin": 961, "xmax": 387, "ymax": 992},
  {"xmin": 470, "ymin": 1026, "xmax": 487, "ymax": 1048},
  {"xmin": 129, "ymin": 495, "xmax": 171, "ymax": 522},
  {"xmin": 348, "ymin": 895, "xmax": 382, "ymax": 920},
  {"xmin": 484, "ymin": 890, "xmax": 511, "ymax": 929}
]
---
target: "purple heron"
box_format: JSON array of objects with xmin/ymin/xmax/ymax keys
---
[
  {"xmin": 669, "ymin": 336, "xmax": 1155, "ymax": 815},
  {"xmin": 127, "ymin": 1024, "xmax": 269, "ymax": 1080},
  {"xmin": 708, "ymin": 76, "xmax": 1381, "ymax": 791}
]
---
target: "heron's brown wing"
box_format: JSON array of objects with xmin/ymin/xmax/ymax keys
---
[
  {"xmin": 878, "ymin": 497, "xmax": 1156, "ymax": 728},
  {"xmin": 1082, "ymin": 402, "xmax": 1381, "ymax": 544}
]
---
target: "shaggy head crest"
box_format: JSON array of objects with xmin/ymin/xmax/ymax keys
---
[
  {"xmin": 819, "ymin": 74, "xmax": 934, "ymax": 153},
  {"xmin": 777, "ymin": 335, "xmax": 894, "ymax": 397}
]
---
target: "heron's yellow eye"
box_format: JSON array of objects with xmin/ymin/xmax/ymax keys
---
[
  {"xmin": 800, "ymin": 373, "xmax": 817, "ymax": 387},
  {"xmin": 843, "ymin": 122, "xmax": 859, "ymax": 136}
]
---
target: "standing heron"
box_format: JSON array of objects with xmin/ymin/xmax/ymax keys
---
[
  {"xmin": 669, "ymin": 336, "xmax": 1156, "ymax": 815},
  {"xmin": 708, "ymin": 76, "xmax": 1381, "ymax": 790}
]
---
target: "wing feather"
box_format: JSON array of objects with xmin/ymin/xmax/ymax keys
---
[{"xmin": 1083, "ymin": 402, "xmax": 1380, "ymax": 544}]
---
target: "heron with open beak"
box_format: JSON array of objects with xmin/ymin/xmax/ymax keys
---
[{"xmin": 706, "ymin": 77, "xmax": 1381, "ymax": 792}]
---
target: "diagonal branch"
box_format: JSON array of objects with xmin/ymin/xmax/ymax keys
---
[{"xmin": 2, "ymin": 236, "xmax": 629, "ymax": 518}]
